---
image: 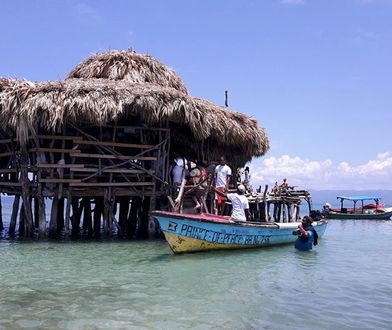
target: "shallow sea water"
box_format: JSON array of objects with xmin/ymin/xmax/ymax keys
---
[{"xmin": 1, "ymin": 218, "xmax": 392, "ymax": 329}]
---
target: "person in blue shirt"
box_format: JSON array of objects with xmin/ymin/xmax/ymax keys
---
[{"xmin": 293, "ymin": 216, "xmax": 318, "ymax": 251}]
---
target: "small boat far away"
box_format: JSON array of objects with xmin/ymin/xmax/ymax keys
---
[
  {"xmin": 151, "ymin": 211, "xmax": 328, "ymax": 254},
  {"xmin": 325, "ymin": 195, "xmax": 392, "ymax": 220}
]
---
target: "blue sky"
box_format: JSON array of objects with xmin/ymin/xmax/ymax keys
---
[{"xmin": 1, "ymin": 0, "xmax": 391, "ymax": 189}]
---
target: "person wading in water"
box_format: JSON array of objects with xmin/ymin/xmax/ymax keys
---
[{"xmin": 292, "ymin": 216, "xmax": 319, "ymax": 251}]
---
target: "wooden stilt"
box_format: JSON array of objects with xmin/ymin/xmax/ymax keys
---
[
  {"xmin": 93, "ymin": 197, "xmax": 103, "ymax": 238},
  {"xmin": 20, "ymin": 153, "xmax": 34, "ymax": 237},
  {"xmin": 64, "ymin": 193, "xmax": 71, "ymax": 236},
  {"xmin": 9, "ymin": 195, "xmax": 20, "ymax": 237},
  {"xmin": 34, "ymin": 197, "xmax": 39, "ymax": 228},
  {"xmin": 127, "ymin": 197, "xmax": 141, "ymax": 238},
  {"xmin": 140, "ymin": 197, "xmax": 150, "ymax": 239},
  {"xmin": 0, "ymin": 196, "xmax": 3, "ymax": 231},
  {"xmin": 49, "ymin": 195, "xmax": 59, "ymax": 237},
  {"xmin": 103, "ymin": 190, "xmax": 110, "ymax": 236},
  {"xmin": 57, "ymin": 197, "xmax": 65, "ymax": 234},
  {"xmin": 38, "ymin": 196, "xmax": 46, "ymax": 239},
  {"xmin": 71, "ymin": 197, "xmax": 81, "ymax": 237},
  {"xmin": 82, "ymin": 198, "xmax": 92, "ymax": 237},
  {"xmin": 19, "ymin": 202, "xmax": 25, "ymax": 237},
  {"xmin": 118, "ymin": 197, "xmax": 130, "ymax": 235},
  {"xmin": 263, "ymin": 185, "xmax": 268, "ymax": 222}
]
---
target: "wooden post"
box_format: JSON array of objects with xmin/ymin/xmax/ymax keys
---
[
  {"xmin": 82, "ymin": 198, "xmax": 92, "ymax": 237},
  {"xmin": 139, "ymin": 197, "xmax": 150, "ymax": 239},
  {"xmin": 263, "ymin": 185, "xmax": 268, "ymax": 222},
  {"xmin": 103, "ymin": 190, "xmax": 110, "ymax": 236},
  {"xmin": 18, "ymin": 202, "xmax": 25, "ymax": 237},
  {"xmin": 277, "ymin": 203, "xmax": 282, "ymax": 222},
  {"xmin": 20, "ymin": 149, "xmax": 34, "ymax": 238},
  {"xmin": 127, "ymin": 197, "xmax": 141, "ymax": 238},
  {"xmin": 64, "ymin": 193, "xmax": 71, "ymax": 237},
  {"xmin": 93, "ymin": 197, "xmax": 103, "ymax": 238},
  {"xmin": 0, "ymin": 196, "xmax": 3, "ymax": 231},
  {"xmin": 49, "ymin": 195, "xmax": 59, "ymax": 237},
  {"xmin": 118, "ymin": 197, "xmax": 130, "ymax": 235},
  {"xmin": 71, "ymin": 197, "xmax": 81, "ymax": 237},
  {"xmin": 9, "ymin": 195, "xmax": 20, "ymax": 237},
  {"xmin": 38, "ymin": 196, "xmax": 46, "ymax": 239},
  {"xmin": 34, "ymin": 197, "xmax": 39, "ymax": 228},
  {"xmin": 57, "ymin": 197, "xmax": 65, "ymax": 234}
]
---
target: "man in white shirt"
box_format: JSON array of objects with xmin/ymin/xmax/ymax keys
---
[
  {"xmin": 215, "ymin": 184, "xmax": 250, "ymax": 222},
  {"xmin": 171, "ymin": 161, "xmax": 185, "ymax": 186},
  {"xmin": 214, "ymin": 156, "xmax": 232, "ymax": 215}
]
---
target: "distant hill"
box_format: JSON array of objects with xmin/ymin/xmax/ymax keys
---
[{"xmin": 309, "ymin": 190, "xmax": 392, "ymax": 206}]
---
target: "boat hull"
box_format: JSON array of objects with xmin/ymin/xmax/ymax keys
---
[
  {"xmin": 326, "ymin": 208, "xmax": 392, "ymax": 220},
  {"xmin": 152, "ymin": 211, "xmax": 328, "ymax": 253}
]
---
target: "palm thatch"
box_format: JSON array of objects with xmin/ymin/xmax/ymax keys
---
[
  {"xmin": 0, "ymin": 77, "xmax": 268, "ymax": 164},
  {"xmin": 0, "ymin": 49, "xmax": 269, "ymax": 165},
  {"xmin": 67, "ymin": 49, "xmax": 188, "ymax": 94}
]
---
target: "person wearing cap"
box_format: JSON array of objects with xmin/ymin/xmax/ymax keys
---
[
  {"xmin": 321, "ymin": 203, "xmax": 331, "ymax": 217},
  {"xmin": 292, "ymin": 216, "xmax": 319, "ymax": 251},
  {"xmin": 215, "ymin": 184, "xmax": 250, "ymax": 222}
]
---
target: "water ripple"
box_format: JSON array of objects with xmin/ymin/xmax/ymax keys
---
[{"xmin": 1, "ymin": 220, "xmax": 392, "ymax": 329}]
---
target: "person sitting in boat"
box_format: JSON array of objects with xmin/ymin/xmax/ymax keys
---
[
  {"xmin": 292, "ymin": 216, "xmax": 319, "ymax": 251},
  {"xmin": 215, "ymin": 184, "xmax": 250, "ymax": 222}
]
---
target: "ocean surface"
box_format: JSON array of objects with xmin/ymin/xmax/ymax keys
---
[{"xmin": 1, "ymin": 195, "xmax": 392, "ymax": 329}]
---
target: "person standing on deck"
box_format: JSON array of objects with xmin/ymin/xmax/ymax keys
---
[
  {"xmin": 243, "ymin": 166, "xmax": 250, "ymax": 191},
  {"xmin": 214, "ymin": 155, "xmax": 232, "ymax": 215},
  {"xmin": 170, "ymin": 160, "xmax": 185, "ymax": 186},
  {"xmin": 215, "ymin": 184, "xmax": 250, "ymax": 222}
]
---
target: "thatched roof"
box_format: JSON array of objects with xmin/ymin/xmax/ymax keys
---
[
  {"xmin": 0, "ymin": 50, "xmax": 269, "ymax": 164},
  {"xmin": 67, "ymin": 49, "xmax": 188, "ymax": 94}
]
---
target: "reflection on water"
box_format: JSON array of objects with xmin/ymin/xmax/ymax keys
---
[{"xmin": 1, "ymin": 221, "xmax": 392, "ymax": 329}]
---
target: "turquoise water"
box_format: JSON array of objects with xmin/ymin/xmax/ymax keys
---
[
  {"xmin": 1, "ymin": 219, "xmax": 392, "ymax": 329},
  {"xmin": 1, "ymin": 196, "xmax": 392, "ymax": 329}
]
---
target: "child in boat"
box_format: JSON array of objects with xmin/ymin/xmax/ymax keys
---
[
  {"xmin": 215, "ymin": 184, "xmax": 250, "ymax": 222},
  {"xmin": 292, "ymin": 216, "xmax": 319, "ymax": 251}
]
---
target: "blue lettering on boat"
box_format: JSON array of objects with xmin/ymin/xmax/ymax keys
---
[{"xmin": 178, "ymin": 224, "xmax": 271, "ymax": 245}]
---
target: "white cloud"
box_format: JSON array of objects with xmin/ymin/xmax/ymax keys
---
[
  {"xmin": 281, "ymin": 0, "xmax": 306, "ymax": 5},
  {"xmin": 248, "ymin": 152, "xmax": 392, "ymax": 190}
]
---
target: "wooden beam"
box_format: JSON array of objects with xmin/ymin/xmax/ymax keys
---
[
  {"xmin": 70, "ymin": 167, "xmax": 154, "ymax": 174},
  {"xmin": 0, "ymin": 139, "xmax": 13, "ymax": 144},
  {"xmin": 0, "ymin": 182, "xmax": 22, "ymax": 186},
  {"xmin": 70, "ymin": 153, "xmax": 156, "ymax": 161},
  {"xmin": 29, "ymin": 148, "xmax": 81, "ymax": 154},
  {"xmin": 69, "ymin": 182, "xmax": 154, "ymax": 187},
  {"xmin": 73, "ymin": 139, "xmax": 155, "ymax": 149},
  {"xmin": 36, "ymin": 135, "xmax": 80, "ymax": 140},
  {"xmin": 0, "ymin": 152, "xmax": 14, "ymax": 158},
  {"xmin": 40, "ymin": 179, "xmax": 81, "ymax": 184},
  {"xmin": 36, "ymin": 164, "xmax": 84, "ymax": 169}
]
